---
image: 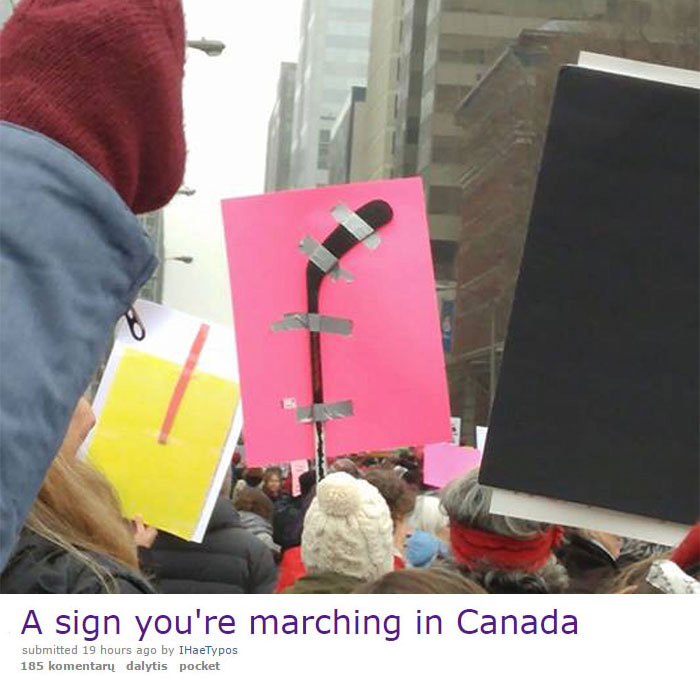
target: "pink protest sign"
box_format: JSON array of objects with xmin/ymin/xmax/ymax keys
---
[
  {"xmin": 423, "ymin": 443, "xmax": 482, "ymax": 489},
  {"xmin": 290, "ymin": 459, "xmax": 309, "ymax": 497},
  {"xmin": 222, "ymin": 177, "xmax": 451, "ymax": 467}
]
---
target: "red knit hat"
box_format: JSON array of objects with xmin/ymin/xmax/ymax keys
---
[{"xmin": 0, "ymin": 0, "xmax": 186, "ymax": 214}]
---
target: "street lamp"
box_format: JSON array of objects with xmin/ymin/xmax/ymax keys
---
[
  {"xmin": 165, "ymin": 255, "xmax": 194, "ymax": 264},
  {"xmin": 186, "ymin": 38, "xmax": 225, "ymax": 57}
]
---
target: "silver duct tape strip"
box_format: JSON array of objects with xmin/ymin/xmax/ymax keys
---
[
  {"xmin": 645, "ymin": 560, "xmax": 700, "ymax": 594},
  {"xmin": 331, "ymin": 203, "xmax": 380, "ymax": 250},
  {"xmin": 299, "ymin": 235, "xmax": 354, "ymax": 282},
  {"xmin": 272, "ymin": 312, "xmax": 353, "ymax": 336},
  {"xmin": 295, "ymin": 400, "xmax": 354, "ymax": 423},
  {"xmin": 299, "ymin": 235, "xmax": 336, "ymax": 272}
]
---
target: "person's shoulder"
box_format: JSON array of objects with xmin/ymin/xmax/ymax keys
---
[
  {"xmin": 2, "ymin": 531, "xmax": 82, "ymax": 593},
  {"xmin": 274, "ymin": 493, "xmax": 295, "ymax": 509},
  {"xmin": 223, "ymin": 518, "xmax": 273, "ymax": 558},
  {"xmin": 106, "ymin": 568, "xmax": 154, "ymax": 594},
  {"xmin": 70, "ymin": 557, "xmax": 152, "ymax": 594},
  {"xmin": 200, "ymin": 505, "xmax": 272, "ymax": 561},
  {"xmin": 207, "ymin": 497, "xmax": 242, "ymax": 532},
  {"xmin": 1, "ymin": 532, "xmax": 151, "ymax": 594}
]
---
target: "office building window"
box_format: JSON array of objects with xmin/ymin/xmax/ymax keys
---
[
  {"xmin": 428, "ymin": 185, "xmax": 462, "ymax": 215},
  {"xmin": 431, "ymin": 240, "xmax": 458, "ymax": 282},
  {"xmin": 318, "ymin": 128, "xmax": 331, "ymax": 170}
]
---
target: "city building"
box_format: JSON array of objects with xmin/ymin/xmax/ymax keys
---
[
  {"xmin": 0, "ymin": 0, "xmax": 13, "ymax": 27},
  {"xmin": 394, "ymin": 0, "xmax": 429, "ymax": 180},
  {"xmin": 138, "ymin": 210, "xmax": 165, "ymax": 303},
  {"xmin": 449, "ymin": 6, "xmax": 699, "ymax": 441},
  {"xmin": 264, "ymin": 62, "xmax": 298, "ymax": 192},
  {"xmin": 289, "ymin": 0, "xmax": 373, "ymax": 189},
  {"xmin": 396, "ymin": 0, "xmax": 610, "ymax": 285},
  {"xmin": 328, "ymin": 86, "xmax": 367, "ymax": 184},
  {"xmin": 361, "ymin": 0, "xmax": 403, "ymax": 180}
]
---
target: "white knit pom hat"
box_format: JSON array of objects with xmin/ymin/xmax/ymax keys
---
[{"xmin": 301, "ymin": 472, "xmax": 394, "ymax": 581}]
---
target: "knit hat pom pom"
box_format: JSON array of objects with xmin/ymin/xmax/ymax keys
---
[{"xmin": 316, "ymin": 474, "xmax": 361, "ymax": 517}]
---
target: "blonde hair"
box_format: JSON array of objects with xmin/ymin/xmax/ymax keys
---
[
  {"xmin": 24, "ymin": 453, "xmax": 141, "ymax": 592},
  {"xmin": 604, "ymin": 551, "xmax": 673, "ymax": 594}
]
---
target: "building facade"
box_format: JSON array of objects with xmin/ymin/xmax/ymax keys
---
[
  {"xmin": 398, "ymin": 0, "xmax": 609, "ymax": 285},
  {"xmin": 265, "ymin": 62, "xmax": 298, "ymax": 192},
  {"xmin": 361, "ymin": 0, "xmax": 403, "ymax": 180},
  {"xmin": 394, "ymin": 0, "xmax": 430, "ymax": 180},
  {"xmin": 449, "ymin": 4, "xmax": 699, "ymax": 442},
  {"xmin": 0, "ymin": 0, "xmax": 13, "ymax": 27},
  {"xmin": 328, "ymin": 86, "xmax": 367, "ymax": 184},
  {"xmin": 289, "ymin": 0, "xmax": 373, "ymax": 189},
  {"xmin": 138, "ymin": 210, "xmax": 165, "ymax": 304}
]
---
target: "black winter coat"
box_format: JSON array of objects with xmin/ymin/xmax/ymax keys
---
[
  {"xmin": 273, "ymin": 492, "xmax": 314, "ymax": 550},
  {"xmin": 140, "ymin": 498, "xmax": 277, "ymax": 594},
  {"xmin": 0, "ymin": 531, "xmax": 152, "ymax": 594}
]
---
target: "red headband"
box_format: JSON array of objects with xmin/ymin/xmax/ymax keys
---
[{"xmin": 450, "ymin": 523, "xmax": 564, "ymax": 572}]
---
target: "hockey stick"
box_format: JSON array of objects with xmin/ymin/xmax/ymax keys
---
[{"xmin": 305, "ymin": 199, "xmax": 393, "ymax": 480}]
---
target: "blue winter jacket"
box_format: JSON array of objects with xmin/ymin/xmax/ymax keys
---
[{"xmin": 0, "ymin": 122, "xmax": 157, "ymax": 569}]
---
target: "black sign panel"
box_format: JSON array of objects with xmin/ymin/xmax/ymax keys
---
[{"xmin": 479, "ymin": 66, "xmax": 699, "ymax": 525}]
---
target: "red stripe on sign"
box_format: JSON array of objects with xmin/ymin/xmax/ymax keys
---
[{"xmin": 158, "ymin": 323, "xmax": 210, "ymax": 444}]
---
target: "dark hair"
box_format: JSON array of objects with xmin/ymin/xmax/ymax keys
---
[
  {"xmin": 298, "ymin": 469, "xmax": 316, "ymax": 496},
  {"xmin": 263, "ymin": 467, "xmax": 282, "ymax": 480},
  {"xmin": 364, "ymin": 469, "xmax": 416, "ymax": 525},
  {"xmin": 399, "ymin": 462, "xmax": 422, "ymax": 490},
  {"xmin": 243, "ymin": 468, "xmax": 263, "ymax": 488},
  {"xmin": 475, "ymin": 568, "xmax": 550, "ymax": 594},
  {"xmin": 355, "ymin": 567, "xmax": 487, "ymax": 594},
  {"xmin": 328, "ymin": 457, "xmax": 360, "ymax": 478},
  {"xmin": 234, "ymin": 487, "xmax": 274, "ymax": 522},
  {"xmin": 396, "ymin": 454, "xmax": 419, "ymax": 471}
]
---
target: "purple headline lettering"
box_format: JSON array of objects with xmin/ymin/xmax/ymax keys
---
[{"xmin": 20, "ymin": 608, "xmax": 578, "ymax": 642}]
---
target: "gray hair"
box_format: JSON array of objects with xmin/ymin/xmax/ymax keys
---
[
  {"xmin": 408, "ymin": 495, "xmax": 448, "ymax": 537},
  {"xmin": 440, "ymin": 468, "xmax": 547, "ymax": 538},
  {"xmin": 440, "ymin": 469, "xmax": 569, "ymax": 593},
  {"xmin": 476, "ymin": 556, "xmax": 569, "ymax": 594}
]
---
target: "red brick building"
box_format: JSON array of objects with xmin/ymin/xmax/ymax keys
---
[{"xmin": 449, "ymin": 17, "xmax": 699, "ymax": 442}]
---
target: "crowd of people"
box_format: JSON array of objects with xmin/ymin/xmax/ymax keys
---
[
  {"xmin": 0, "ymin": 0, "xmax": 697, "ymax": 597},
  {"xmin": 1, "ymin": 393, "xmax": 698, "ymax": 595}
]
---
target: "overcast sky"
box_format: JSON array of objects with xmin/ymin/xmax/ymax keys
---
[{"xmin": 163, "ymin": 1, "xmax": 304, "ymax": 326}]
